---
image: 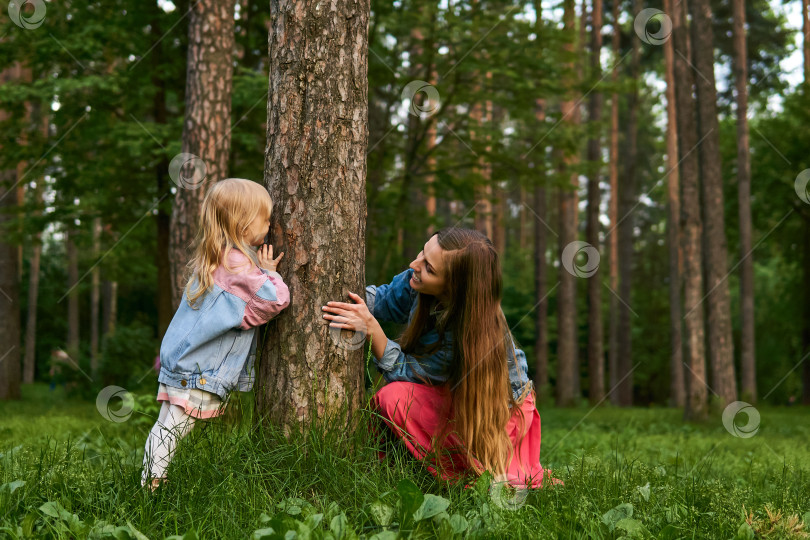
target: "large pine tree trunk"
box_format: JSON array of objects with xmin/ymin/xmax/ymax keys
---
[
  {"xmin": 732, "ymin": 0, "xmax": 755, "ymax": 402},
  {"xmin": 257, "ymin": 0, "xmax": 369, "ymax": 432},
  {"xmin": 672, "ymin": 0, "xmax": 708, "ymax": 420},
  {"xmin": 169, "ymin": 0, "xmax": 236, "ymax": 309},
  {"xmin": 586, "ymin": 0, "xmax": 605, "ymax": 405},
  {"xmin": 664, "ymin": 0, "xmax": 685, "ymax": 407},
  {"xmin": 607, "ymin": 0, "xmax": 621, "ymax": 405},
  {"xmin": 556, "ymin": 0, "xmax": 580, "ymax": 407},
  {"xmin": 690, "ymin": 0, "xmax": 738, "ymax": 406}
]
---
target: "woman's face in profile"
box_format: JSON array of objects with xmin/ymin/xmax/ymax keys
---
[{"xmin": 408, "ymin": 235, "xmax": 447, "ymax": 298}]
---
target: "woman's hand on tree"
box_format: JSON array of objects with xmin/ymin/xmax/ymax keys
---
[{"xmin": 321, "ymin": 292, "xmax": 373, "ymax": 336}]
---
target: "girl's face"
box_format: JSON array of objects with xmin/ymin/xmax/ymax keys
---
[
  {"xmin": 243, "ymin": 207, "xmax": 271, "ymax": 246},
  {"xmin": 408, "ymin": 235, "xmax": 447, "ymax": 298}
]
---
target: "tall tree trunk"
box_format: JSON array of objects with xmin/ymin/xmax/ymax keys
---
[
  {"xmin": 556, "ymin": 0, "xmax": 580, "ymax": 407},
  {"xmin": 258, "ymin": 0, "xmax": 369, "ymax": 432},
  {"xmin": 169, "ymin": 0, "xmax": 236, "ymax": 309},
  {"xmin": 607, "ymin": 0, "xmax": 621, "ymax": 404},
  {"xmin": 664, "ymin": 0, "xmax": 685, "ymax": 407},
  {"xmin": 90, "ymin": 218, "xmax": 101, "ymax": 377},
  {"xmin": 586, "ymin": 0, "xmax": 604, "ymax": 405},
  {"xmin": 151, "ymin": 1, "xmax": 174, "ymax": 337},
  {"xmin": 732, "ymin": 0, "xmax": 755, "ymax": 402},
  {"xmin": 672, "ymin": 0, "xmax": 708, "ymax": 420},
  {"xmin": 66, "ymin": 229, "xmax": 80, "ymax": 360},
  {"xmin": 690, "ymin": 0, "xmax": 738, "ymax": 406},
  {"xmin": 532, "ymin": 0, "xmax": 549, "ymax": 398},
  {"xmin": 0, "ymin": 81, "xmax": 21, "ymax": 398},
  {"xmin": 23, "ymin": 235, "xmax": 41, "ymax": 384},
  {"xmin": 492, "ymin": 102, "xmax": 507, "ymax": 254},
  {"xmin": 616, "ymin": 0, "xmax": 640, "ymax": 407}
]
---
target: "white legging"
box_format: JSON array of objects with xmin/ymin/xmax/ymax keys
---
[{"xmin": 141, "ymin": 401, "xmax": 196, "ymax": 485}]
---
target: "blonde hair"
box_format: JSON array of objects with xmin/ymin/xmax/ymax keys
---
[{"xmin": 184, "ymin": 178, "xmax": 273, "ymax": 307}]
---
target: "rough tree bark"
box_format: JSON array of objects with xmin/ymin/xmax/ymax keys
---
[
  {"xmin": 672, "ymin": 0, "xmax": 708, "ymax": 420},
  {"xmin": 690, "ymin": 0, "xmax": 738, "ymax": 406},
  {"xmin": 732, "ymin": 0, "xmax": 755, "ymax": 402},
  {"xmin": 664, "ymin": 0, "xmax": 685, "ymax": 407},
  {"xmin": 169, "ymin": 0, "xmax": 236, "ymax": 309},
  {"xmin": 257, "ymin": 0, "xmax": 369, "ymax": 432}
]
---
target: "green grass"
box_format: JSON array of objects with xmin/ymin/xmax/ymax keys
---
[{"xmin": 1, "ymin": 384, "xmax": 809, "ymax": 539}]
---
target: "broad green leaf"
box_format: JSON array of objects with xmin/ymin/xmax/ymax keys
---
[{"xmin": 413, "ymin": 494, "xmax": 450, "ymax": 522}]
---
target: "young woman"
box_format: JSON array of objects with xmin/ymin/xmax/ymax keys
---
[{"xmin": 321, "ymin": 228, "xmax": 557, "ymax": 488}]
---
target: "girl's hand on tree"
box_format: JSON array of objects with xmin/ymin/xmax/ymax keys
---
[
  {"xmin": 258, "ymin": 244, "xmax": 284, "ymax": 272},
  {"xmin": 321, "ymin": 292, "xmax": 373, "ymax": 335}
]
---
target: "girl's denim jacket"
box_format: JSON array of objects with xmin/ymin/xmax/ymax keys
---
[
  {"xmin": 158, "ymin": 249, "xmax": 290, "ymax": 400},
  {"xmin": 366, "ymin": 268, "xmax": 533, "ymax": 401}
]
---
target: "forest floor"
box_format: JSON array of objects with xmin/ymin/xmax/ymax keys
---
[{"xmin": 0, "ymin": 384, "xmax": 808, "ymax": 539}]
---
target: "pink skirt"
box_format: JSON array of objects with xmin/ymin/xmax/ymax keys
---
[{"xmin": 372, "ymin": 381, "xmax": 561, "ymax": 488}]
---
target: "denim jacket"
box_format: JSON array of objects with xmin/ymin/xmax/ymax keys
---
[
  {"xmin": 365, "ymin": 268, "xmax": 532, "ymax": 401},
  {"xmin": 158, "ymin": 248, "xmax": 290, "ymax": 400}
]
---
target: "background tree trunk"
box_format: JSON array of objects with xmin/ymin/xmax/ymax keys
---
[
  {"xmin": 607, "ymin": 0, "xmax": 621, "ymax": 405},
  {"xmin": 672, "ymin": 0, "xmax": 708, "ymax": 420},
  {"xmin": 690, "ymin": 0, "xmax": 738, "ymax": 406},
  {"xmin": 0, "ymin": 167, "xmax": 21, "ymax": 399},
  {"xmin": 555, "ymin": 0, "xmax": 580, "ymax": 407},
  {"xmin": 90, "ymin": 218, "xmax": 101, "ymax": 378},
  {"xmin": 257, "ymin": 0, "xmax": 369, "ymax": 432},
  {"xmin": 586, "ymin": 0, "xmax": 605, "ymax": 405},
  {"xmin": 616, "ymin": 0, "xmax": 641, "ymax": 407},
  {"xmin": 66, "ymin": 229, "xmax": 80, "ymax": 361},
  {"xmin": 664, "ymin": 0, "xmax": 685, "ymax": 407},
  {"xmin": 733, "ymin": 0, "xmax": 755, "ymax": 402},
  {"xmin": 169, "ymin": 0, "xmax": 236, "ymax": 309}
]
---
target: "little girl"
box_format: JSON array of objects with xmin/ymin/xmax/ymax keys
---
[{"xmin": 141, "ymin": 178, "xmax": 290, "ymax": 490}]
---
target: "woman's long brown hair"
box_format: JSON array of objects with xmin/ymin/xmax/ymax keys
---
[{"xmin": 399, "ymin": 228, "xmax": 527, "ymax": 478}]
